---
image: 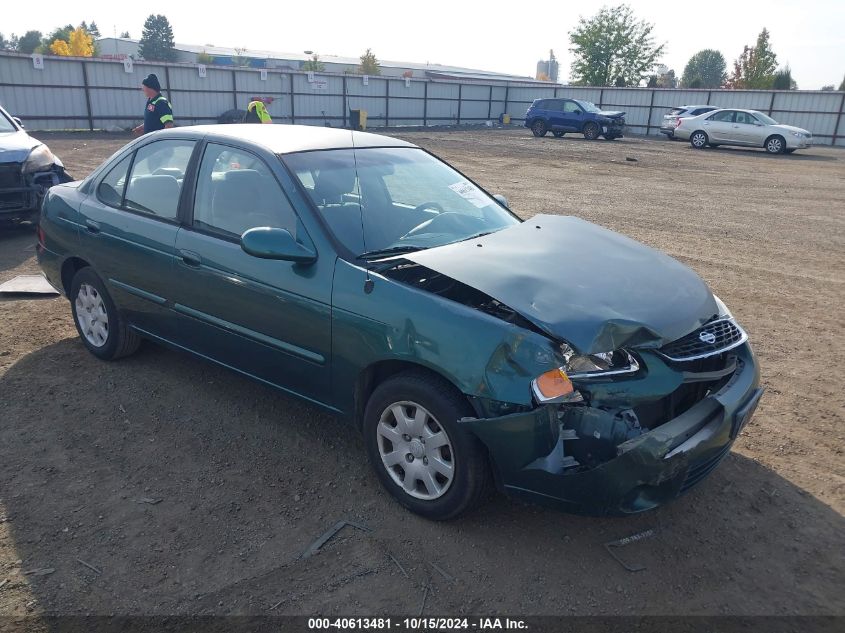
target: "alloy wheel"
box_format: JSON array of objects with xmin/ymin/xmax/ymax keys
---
[
  {"xmin": 691, "ymin": 132, "xmax": 707, "ymax": 148},
  {"xmin": 75, "ymin": 283, "xmax": 109, "ymax": 347},
  {"xmin": 766, "ymin": 137, "xmax": 783, "ymax": 154},
  {"xmin": 376, "ymin": 401, "xmax": 455, "ymax": 500}
]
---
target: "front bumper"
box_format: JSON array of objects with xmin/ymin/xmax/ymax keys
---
[
  {"xmin": 0, "ymin": 165, "xmax": 70, "ymax": 222},
  {"xmin": 786, "ymin": 135, "xmax": 812, "ymax": 149},
  {"xmin": 462, "ymin": 344, "xmax": 761, "ymax": 515}
]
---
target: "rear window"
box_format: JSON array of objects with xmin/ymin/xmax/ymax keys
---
[
  {"xmin": 668, "ymin": 108, "xmax": 686, "ymax": 115},
  {"xmin": 691, "ymin": 107, "xmax": 715, "ymax": 116}
]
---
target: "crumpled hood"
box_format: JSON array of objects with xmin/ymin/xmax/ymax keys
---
[
  {"xmin": 598, "ymin": 110, "xmax": 625, "ymax": 119},
  {"xmin": 0, "ymin": 131, "xmax": 41, "ymax": 164},
  {"xmin": 404, "ymin": 215, "xmax": 718, "ymax": 354}
]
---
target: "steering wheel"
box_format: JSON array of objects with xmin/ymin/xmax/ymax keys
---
[{"xmin": 400, "ymin": 202, "xmax": 455, "ymax": 240}]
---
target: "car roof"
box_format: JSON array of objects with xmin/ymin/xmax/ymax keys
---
[
  {"xmin": 161, "ymin": 124, "xmax": 417, "ymax": 154},
  {"xmin": 676, "ymin": 105, "xmax": 714, "ymax": 109}
]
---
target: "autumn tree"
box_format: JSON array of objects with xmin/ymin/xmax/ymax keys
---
[
  {"xmin": 681, "ymin": 49, "xmax": 726, "ymax": 88},
  {"xmin": 569, "ymin": 4, "xmax": 664, "ymax": 86},
  {"xmin": 727, "ymin": 28, "xmax": 778, "ymax": 89},
  {"xmin": 138, "ymin": 14, "xmax": 176, "ymax": 61},
  {"xmin": 358, "ymin": 48, "xmax": 381, "ymax": 75}
]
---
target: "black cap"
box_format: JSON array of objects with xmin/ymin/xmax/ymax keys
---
[{"xmin": 142, "ymin": 73, "xmax": 161, "ymax": 92}]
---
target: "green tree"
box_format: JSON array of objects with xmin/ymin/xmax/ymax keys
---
[
  {"xmin": 839, "ymin": 75, "xmax": 845, "ymax": 91},
  {"xmin": 357, "ymin": 48, "xmax": 381, "ymax": 75},
  {"xmin": 16, "ymin": 30, "xmax": 43, "ymax": 54},
  {"xmin": 0, "ymin": 33, "xmax": 8, "ymax": 50},
  {"xmin": 771, "ymin": 66, "xmax": 796, "ymax": 90},
  {"xmin": 301, "ymin": 54, "xmax": 325, "ymax": 72},
  {"xmin": 681, "ymin": 49, "xmax": 726, "ymax": 88},
  {"xmin": 569, "ymin": 4, "xmax": 665, "ymax": 86},
  {"xmin": 820, "ymin": 84, "xmax": 834, "ymax": 91},
  {"xmin": 727, "ymin": 28, "xmax": 778, "ymax": 89},
  {"xmin": 138, "ymin": 14, "xmax": 176, "ymax": 61},
  {"xmin": 120, "ymin": 31, "xmax": 131, "ymax": 39}
]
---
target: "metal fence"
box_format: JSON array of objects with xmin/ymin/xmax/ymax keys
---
[{"xmin": 2, "ymin": 52, "xmax": 844, "ymax": 145}]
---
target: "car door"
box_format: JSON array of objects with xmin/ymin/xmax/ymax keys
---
[
  {"xmin": 703, "ymin": 110, "xmax": 736, "ymax": 142},
  {"xmin": 170, "ymin": 141, "xmax": 333, "ymax": 404},
  {"xmin": 77, "ymin": 138, "xmax": 197, "ymax": 340},
  {"xmin": 559, "ymin": 100, "xmax": 584, "ymax": 131},
  {"xmin": 545, "ymin": 100, "xmax": 566, "ymax": 130},
  {"xmin": 733, "ymin": 111, "xmax": 767, "ymax": 145}
]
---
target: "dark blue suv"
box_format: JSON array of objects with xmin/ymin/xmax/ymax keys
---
[{"xmin": 525, "ymin": 98, "xmax": 626, "ymax": 140}]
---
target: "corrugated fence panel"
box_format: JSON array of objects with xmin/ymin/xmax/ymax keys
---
[{"xmin": 1, "ymin": 53, "xmax": 843, "ymax": 142}]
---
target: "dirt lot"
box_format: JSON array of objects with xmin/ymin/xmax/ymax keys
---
[{"xmin": 1, "ymin": 129, "xmax": 843, "ymax": 618}]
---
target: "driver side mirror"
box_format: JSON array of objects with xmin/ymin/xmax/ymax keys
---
[
  {"xmin": 493, "ymin": 194, "xmax": 510, "ymax": 209},
  {"xmin": 241, "ymin": 227, "xmax": 317, "ymax": 263},
  {"xmin": 12, "ymin": 117, "xmax": 24, "ymax": 128}
]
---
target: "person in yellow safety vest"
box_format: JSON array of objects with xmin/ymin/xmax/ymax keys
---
[
  {"xmin": 244, "ymin": 100, "xmax": 273, "ymax": 124},
  {"xmin": 132, "ymin": 74, "xmax": 174, "ymax": 136}
]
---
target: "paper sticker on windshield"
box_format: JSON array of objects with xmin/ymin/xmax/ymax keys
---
[{"xmin": 449, "ymin": 181, "xmax": 489, "ymax": 209}]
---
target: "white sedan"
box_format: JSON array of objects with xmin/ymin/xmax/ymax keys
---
[{"xmin": 673, "ymin": 108, "xmax": 812, "ymax": 154}]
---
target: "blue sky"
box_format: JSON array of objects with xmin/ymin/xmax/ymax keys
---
[{"xmin": 4, "ymin": 0, "xmax": 844, "ymax": 88}]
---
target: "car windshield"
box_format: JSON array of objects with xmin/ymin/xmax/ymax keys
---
[
  {"xmin": 0, "ymin": 111, "xmax": 17, "ymax": 133},
  {"xmin": 574, "ymin": 100, "xmax": 602, "ymax": 113},
  {"xmin": 751, "ymin": 111, "xmax": 778, "ymax": 125},
  {"xmin": 283, "ymin": 147, "xmax": 520, "ymax": 258}
]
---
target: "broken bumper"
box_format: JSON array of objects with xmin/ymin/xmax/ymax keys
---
[
  {"xmin": 462, "ymin": 344, "xmax": 762, "ymax": 515},
  {"xmin": 0, "ymin": 166, "xmax": 69, "ymax": 222}
]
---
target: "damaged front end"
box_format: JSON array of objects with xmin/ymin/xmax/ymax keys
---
[
  {"xmin": 0, "ymin": 146, "xmax": 72, "ymax": 225},
  {"xmin": 462, "ymin": 341, "xmax": 762, "ymax": 516}
]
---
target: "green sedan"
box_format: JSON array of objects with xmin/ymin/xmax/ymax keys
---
[{"xmin": 37, "ymin": 125, "xmax": 763, "ymax": 519}]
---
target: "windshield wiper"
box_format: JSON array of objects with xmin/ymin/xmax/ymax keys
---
[{"xmin": 357, "ymin": 245, "xmax": 427, "ymax": 260}]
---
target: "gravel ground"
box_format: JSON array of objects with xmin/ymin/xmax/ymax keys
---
[{"xmin": 0, "ymin": 128, "xmax": 843, "ymax": 618}]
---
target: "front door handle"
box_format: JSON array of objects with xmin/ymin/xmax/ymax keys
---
[
  {"xmin": 84, "ymin": 219, "xmax": 101, "ymax": 234},
  {"xmin": 178, "ymin": 249, "xmax": 201, "ymax": 267}
]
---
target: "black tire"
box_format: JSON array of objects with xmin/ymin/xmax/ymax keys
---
[
  {"xmin": 552, "ymin": 131, "xmax": 565, "ymax": 138},
  {"xmin": 765, "ymin": 135, "xmax": 786, "ymax": 154},
  {"xmin": 583, "ymin": 122, "xmax": 600, "ymax": 140},
  {"xmin": 690, "ymin": 130, "xmax": 708, "ymax": 149},
  {"xmin": 70, "ymin": 267, "xmax": 141, "ymax": 361},
  {"xmin": 363, "ymin": 370, "xmax": 491, "ymax": 520},
  {"xmin": 531, "ymin": 119, "xmax": 548, "ymax": 137}
]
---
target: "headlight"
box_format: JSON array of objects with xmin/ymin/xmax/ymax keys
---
[
  {"xmin": 791, "ymin": 132, "xmax": 802, "ymax": 138},
  {"xmin": 23, "ymin": 145, "xmax": 55, "ymax": 173},
  {"xmin": 713, "ymin": 294, "xmax": 732, "ymax": 318},
  {"xmin": 531, "ymin": 345, "xmax": 639, "ymax": 404}
]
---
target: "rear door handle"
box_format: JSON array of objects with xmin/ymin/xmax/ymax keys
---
[
  {"xmin": 84, "ymin": 219, "xmax": 101, "ymax": 234},
  {"xmin": 178, "ymin": 249, "xmax": 201, "ymax": 267}
]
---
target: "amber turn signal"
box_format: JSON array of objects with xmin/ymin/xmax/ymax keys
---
[{"xmin": 531, "ymin": 368, "xmax": 576, "ymax": 403}]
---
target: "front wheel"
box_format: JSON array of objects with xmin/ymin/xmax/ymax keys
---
[
  {"xmin": 363, "ymin": 371, "xmax": 491, "ymax": 520},
  {"xmin": 690, "ymin": 131, "xmax": 708, "ymax": 149},
  {"xmin": 583, "ymin": 122, "xmax": 600, "ymax": 140},
  {"xmin": 552, "ymin": 131, "xmax": 565, "ymax": 138},
  {"xmin": 70, "ymin": 267, "xmax": 141, "ymax": 360},
  {"xmin": 765, "ymin": 135, "xmax": 786, "ymax": 154},
  {"xmin": 531, "ymin": 120, "xmax": 548, "ymax": 137}
]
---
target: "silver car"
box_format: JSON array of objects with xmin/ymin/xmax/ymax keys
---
[
  {"xmin": 674, "ymin": 108, "xmax": 813, "ymax": 154},
  {"xmin": 659, "ymin": 105, "xmax": 717, "ymax": 138}
]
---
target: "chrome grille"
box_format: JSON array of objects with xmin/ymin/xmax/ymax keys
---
[{"xmin": 659, "ymin": 319, "xmax": 746, "ymax": 361}]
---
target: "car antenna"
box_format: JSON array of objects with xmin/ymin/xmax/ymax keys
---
[{"xmin": 350, "ymin": 129, "xmax": 375, "ymax": 294}]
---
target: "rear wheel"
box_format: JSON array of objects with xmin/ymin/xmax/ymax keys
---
[
  {"xmin": 363, "ymin": 370, "xmax": 491, "ymax": 520},
  {"xmin": 70, "ymin": 267, "xmax": 141, "ymax": 360},
  {"xmin": 690, "ymin": 131, "xmax": 708, "ymax": 149},
  {"xmin": 552, "ymin": 131, "xmax": 565, "ymax": 138},
  {"xmin": 531, "ymin": 120, "xmax": 548, "ymax": 137},
  {"xmin": 765, "ymin": 135, "xmax": 785, "ymax": 154},
  {"xmin": 583, "ymin": 122, "xmax": 600, "ymax": 140}
]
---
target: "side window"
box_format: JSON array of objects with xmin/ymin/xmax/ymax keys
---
[
  {"xmin": 97, "ymin": 154, "xmax": 132, "ymax": 208},
  {"xmin": 563, "ymin": 100, "xmax": 582, "ymax": 113},
  {"xmin": 735, "ymin": 112, "xmax": 754, "ymax": 125},
  {"xmin": 708, "ymin": 110, "xmax": 735, "ymax": 123},
  {"xmin": 124, "ymin": 140, "xmax": 195, "ymax": 219},
  {"xmin": 193, "ymin": 143, "xmax": 298, "ymax": 239}
]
